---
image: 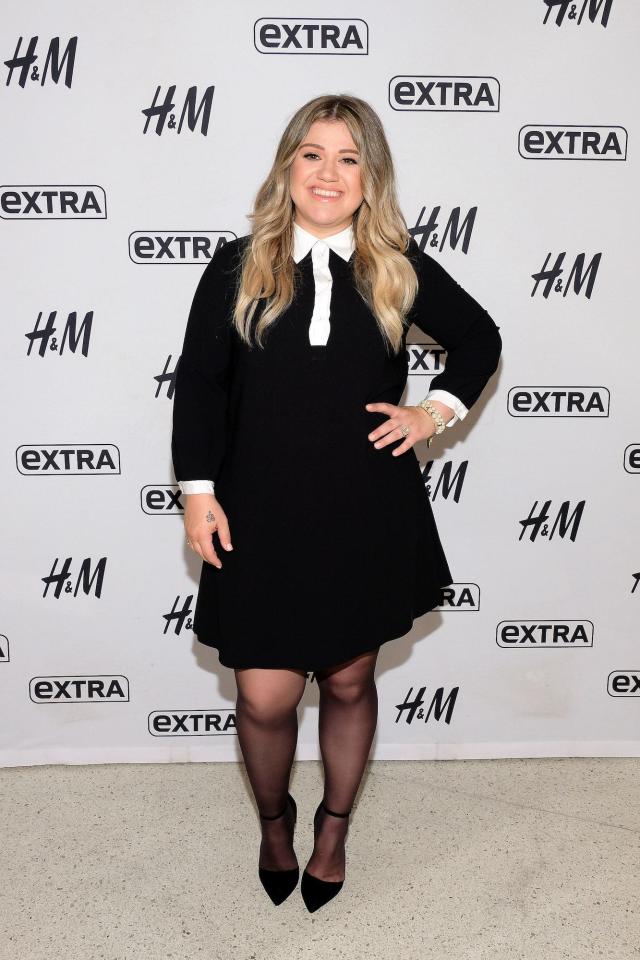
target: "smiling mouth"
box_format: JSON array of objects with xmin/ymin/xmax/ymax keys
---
[{"xmin": 310, "ymin": 186, "xmax": 343, "ymax": 201}]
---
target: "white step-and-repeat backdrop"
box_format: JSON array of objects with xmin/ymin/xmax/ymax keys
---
[{"xmin": 2, "ymin": 0, "xmax": 638, "ymax": 766}]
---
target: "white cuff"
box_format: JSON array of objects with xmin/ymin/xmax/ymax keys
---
[
  {"xmin": 425, "ymin": 390, "xmax": 469, "ymax": 428},
  {"xmin": 178, "ymin": 480, "xmax": 215, "ymax": 495}
]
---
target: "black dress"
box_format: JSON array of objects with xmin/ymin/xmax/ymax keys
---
[{"xmin": 171, "ymin": 235, "xmax": 502, "ymax": 670}]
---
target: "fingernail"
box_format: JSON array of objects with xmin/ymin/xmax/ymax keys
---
[{"xmin": 224, "ymin": 543, "xmax": 233, "ymax": 550}]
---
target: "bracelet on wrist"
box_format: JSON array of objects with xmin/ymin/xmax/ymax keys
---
[{"xmin": 416, "ymin": 398, "xmax": 447, "ymax": 448}]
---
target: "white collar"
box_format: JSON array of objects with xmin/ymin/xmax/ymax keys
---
[{"xmin": 292, "ymin": 220, "xmax": 355, "ymax": 264}]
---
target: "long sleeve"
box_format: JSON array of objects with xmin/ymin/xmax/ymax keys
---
[
  {"xmin": 406, "ymin": 240, "xmax": 502, "ymax": 421},
  {"xmin": 178, "ymin": 480, "xmax": 215, "ymax": 495},
  {"xmin": 171, "ymin": 240, "xmax": 239, "ymax": 489}
]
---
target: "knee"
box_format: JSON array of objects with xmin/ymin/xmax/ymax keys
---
[
  {"xmin": 319, "ymin": 675, "xmax": 375, "ymax": 706},
  {"xmin": 237, "ymin": 688, "xmax": 299, "ymax": 725}
]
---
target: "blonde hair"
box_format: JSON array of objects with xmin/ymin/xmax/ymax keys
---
[{"xmin": 232, "ymin": 93, "xmax": 418, "ymax": 355}]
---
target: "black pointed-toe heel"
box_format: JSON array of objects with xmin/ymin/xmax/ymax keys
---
[
  {"xmin": 300, "ymin": 800, "xmax": 351, "ymax": 913},
  {"xmin": 257, "ymin": 792, "xmax": 299, "ymax": 905}
]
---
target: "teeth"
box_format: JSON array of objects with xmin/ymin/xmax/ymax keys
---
[{"xmin": 312, "ymin": 187, "xmax": 341, "ymax": 198}]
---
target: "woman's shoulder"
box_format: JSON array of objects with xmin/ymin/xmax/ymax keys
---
[
  {"xmin": 204, "ymin": 234, "xmax": 251, "ymax": 282},
  {"xmin": 404, "ymin": 236, "xmax": 437, "ymax": 273}
]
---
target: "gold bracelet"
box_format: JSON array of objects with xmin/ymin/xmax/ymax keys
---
[{"xmin": 416, "ymin": 398, "xmax": 446, "ymax": 448}]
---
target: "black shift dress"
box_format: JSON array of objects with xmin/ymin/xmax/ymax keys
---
[{"xmin": 171, "ymin": 234, "xmax": 502, "ymax": 670}]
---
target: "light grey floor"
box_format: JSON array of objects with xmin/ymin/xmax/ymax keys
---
[{"xmin": 0, "ymin": 757, "xmax": 638, "ymax": 960}]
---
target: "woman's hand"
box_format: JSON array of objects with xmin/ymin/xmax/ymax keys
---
[
  {"xmin": 183, "ymin": 492, "xmax": 233, "ymax": 569},
  {"xmin": 365, "ymin": 400, "xmax": 453, "ymax": 456}
]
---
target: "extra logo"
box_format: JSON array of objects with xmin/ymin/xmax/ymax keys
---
[
  {"xmin": 607, "ymin": 671, "xmax": 640, "ymax": 697},
  {"xmin": 508, "ymin": 387, "xmax": 609, "ymax": 417},
  {"xmin": 4, "ymin": 36, "xmax": 77, "ymax": 87},
  {"xmin": 17, "ymin": 444, "xmax": 121, "ymax": 476},
  {"xmin": 410, "ymin": 206, "xmax": 477, "ymax": 254},
  {"xmin": 624, "ymin": 445, "xmax": 640, "ymax": 474},
  {"xmin": 141, "ymin": 485, "xmax": 186, "ymax": 515},
  {"xmin": 390, "ymin": 76, "xmax": 499, "ymax": 112},
  {"xmin": 254, "ymin": 18, "xmax": 368, "ymax": 53},
  {"xmin": 518, "ymin": 125, "xmax": 627, "ymax": 159},
  {"xmin": 0, "ymin": 186, "xmax": 107, "ymax": 219},
  {"xmin": 406, "ymin": 340, "xmax": 448, "ymax": 379},
  {"xmin": 149, "ymin": 709, "xmax": 237, "ymax": 736},
  {"xmin": 497, "ymin": 621, "xmax": 595, "ymax": 647},
  {"xmin": 436, "ymin": 584, "xmax": 480, "ymax": 610},
  {"xmin": 30, "ymin": 676, "xmax": 129, "ymax": 702},
  {"xmin": 542, "ymin": 0, "xmax": 613, "ymax": 27},
  {"xmin": 142, "ymin": 86, "xmax": 215, "ymax": 135},
  {"xmin": 128, "ymin": 231, "xmax": 236, "ymax": 264}
]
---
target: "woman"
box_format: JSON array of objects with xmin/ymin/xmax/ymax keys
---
[{"xmin": 171, "ymin": 94, "xmax": 502, "ymax": 912}]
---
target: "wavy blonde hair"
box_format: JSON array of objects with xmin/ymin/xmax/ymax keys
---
[{"xmin": 232, "ymin": 94, "xmax": 418, "ymax": 355}]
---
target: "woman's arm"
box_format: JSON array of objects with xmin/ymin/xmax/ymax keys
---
[
  {"xmin": 171, "ymin": 241, "xmax": 238, "ymax": 488},
  {"xmin": 406, "ymin": 240, "xmax": 502, "ymax": 421}
]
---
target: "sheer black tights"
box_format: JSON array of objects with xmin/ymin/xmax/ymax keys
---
[{"xmin": 234, "ymin": 649, "xmax": 379, "ymax": 876}]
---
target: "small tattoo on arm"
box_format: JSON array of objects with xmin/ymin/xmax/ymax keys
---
[{"xmin": 206, "ymin": 510, "xmax": 215, "ymax": 523}]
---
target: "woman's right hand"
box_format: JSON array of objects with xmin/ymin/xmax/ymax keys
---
[{"xmin": 183, "ymin": 493, "xmax": 233, "ymax": 569}]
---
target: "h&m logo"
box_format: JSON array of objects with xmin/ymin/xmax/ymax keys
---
[
  {"xmin": 416, "ymin": 458, "xmax": 469, "ymax": 503},
  {"xmin": 254, "ymin": 18, "xmax": 368, "ymax": 53},
  {"xmin": 42, "ymin": 558, "xmax": 107, "ymax": 599},
  {"xmin": 542, "ymin": 0, "xmax": 613, "ymax": 27},
  {"xmin": 532, "ymin": 251, "xmax": 601, "ymax": 298},
  {"xmin": 394, "ymin": 684, "xmax": 459, "ymax": 725},
  {"xmin": 142, "ymin": 86, "xmax": 215, "ymax": 135},
  {"xmin": 410, "ymin": 206, "xmax": 477, "ymax": 254},
  {"xmin": 519, "ymin": 500, "xmax": 586, "ymax": 542},
  {"xmin": 518, "ymin": 125, "xmax": 627, "ymax": 159},
  {"xmin": 389, "ymin": 76, "xmax": 499, "ymax": 112},
  {"xmin": 163, "ymin": 595, "xmax": 195, "ymax": 635},
  {"xmin": 26, "ymin": 311, "xmax": 94, "ymax": 357},
  {"xmin": 5, "ymin": 35, "xmax": 77, "ymax": 87}
]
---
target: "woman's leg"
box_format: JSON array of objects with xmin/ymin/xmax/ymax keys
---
[
  {"xmin": 305, "ymin": 647, "xmax": 380, "ymax": 882},
  {"xmin": 234, "ymin": 666, "xmax": 307, "ymax": 870}
]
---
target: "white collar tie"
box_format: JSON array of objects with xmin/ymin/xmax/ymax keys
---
[{"xmin": 292, "ymin": 221, "xmax": 355, "ymax": 346}]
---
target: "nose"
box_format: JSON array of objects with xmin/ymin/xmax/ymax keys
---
[{"xmin": 317, "ymin": 156, "xmax": 340, "ymax": 181}]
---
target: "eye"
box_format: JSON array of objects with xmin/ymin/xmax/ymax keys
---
[{"xmin": 301, "ymin": 152, "xmax": 359, "ymax": 164}]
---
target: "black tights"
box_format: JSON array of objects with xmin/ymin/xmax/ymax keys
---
[{"xmin": 234, "ymin": 648, "xmax": 379, "ymax": 876}]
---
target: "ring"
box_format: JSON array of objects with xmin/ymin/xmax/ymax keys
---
[{"xmin": 400, "ymin": 424, "xmax": 410, "ymax": 437}]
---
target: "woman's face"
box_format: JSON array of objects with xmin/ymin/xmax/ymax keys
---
[{"xmin": 289, "ymin": 119, "xmax": 363, "ymax": 237}]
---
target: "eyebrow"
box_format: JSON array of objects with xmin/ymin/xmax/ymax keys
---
[{"xmin": 299, "ymin": 142, "xmax": 359, "ymax": 154}]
